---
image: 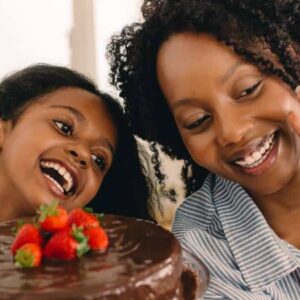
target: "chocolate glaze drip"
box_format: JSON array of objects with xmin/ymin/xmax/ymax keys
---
[{"xmin": 0, "ymin": 215, "xmax": 199, "ymax": 299}]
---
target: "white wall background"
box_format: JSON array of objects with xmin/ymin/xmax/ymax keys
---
[
  {"xmin": 95, "ymin": 0, "xmax": 142, "ymax": 92},
  {"xmin": 0, "ymin": 0, "xmax": 72, "ymax": 78},
  {"xmin": 0, "ymin": 0, "xmax": 142, "ymax": 92}
]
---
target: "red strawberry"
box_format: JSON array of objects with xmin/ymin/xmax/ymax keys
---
[
  {"xmin": 38, "ymin": 201, "xmax": 68, "ymax": 233},
  {"xmin": 14, "ymin": 243, "xmax": 42, "ymax": 268},
  {"xmin": 11, "ymin": 223, "xmax": 43, "ymax": 255},
  {"xmin": 84, "ymin": 226, "xmax": 109, "ymax": 251},
  {"xmin": 67, "ymin": 208, "xmax": 99, "ymax": 229},
  {"xmin": 44, "ymin": 226, "xmax": 90, "ymax": 260}
]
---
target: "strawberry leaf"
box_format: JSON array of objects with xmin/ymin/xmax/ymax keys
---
[
  {"xmin": 15, "ymin": 249, "xmax": 35, "ymax": 268},
  {"xmin": 12, "ymin": 219, "xmax": 25, "ymax": 234},
  {"xmin": 77, "ymin": 239, "xmax": 90, "ymax": 257},
  {"xmin": 95, "ymin": 213, "xmax": 105, "ymax": 226},
  {"xmin": 83, "ymin": 207, "xmax": 94, "ymax": 213},
  {"xmin": 37, "ymin": 200, "xmax": 59, "ymax": 222}
]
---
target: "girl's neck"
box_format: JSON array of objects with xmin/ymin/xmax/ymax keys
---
[{"xmin": 0, "ymin": 171, "xmax": 29, "ymax": 222}]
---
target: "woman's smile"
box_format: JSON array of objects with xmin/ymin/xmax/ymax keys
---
[
  {"xmin": 231, "ymin": 130, "xmax": 280, "ymax": 176},
  {"xmin": 157, "ymin": 32, "xmax": 300, "ymax": 195}
]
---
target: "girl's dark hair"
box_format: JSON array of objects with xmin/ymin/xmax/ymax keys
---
[
  {"xmin": 108, "ymin": 0, "xmax": 300, "ymax": 195},
  {"xmin": 0, "ymin": 64, "xmax": 150, "ymax": 220}
]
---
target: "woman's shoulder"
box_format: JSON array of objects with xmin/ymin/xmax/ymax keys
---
[{"xmin": 172, "ymin": 173, "xmax": 223, "ymax": 239}]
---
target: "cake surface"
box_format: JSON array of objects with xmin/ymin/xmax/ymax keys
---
[{"xmin": 0, "ymin": 214, "xmax": 200, "ymax": 299}]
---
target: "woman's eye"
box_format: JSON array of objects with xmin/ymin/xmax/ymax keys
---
[
  {"xmin": 91, "ymin": 154, "xmax": 106, "ymax": 171},
  {"xmin": 185, "ymin": 114, "xmax": 210, "ymax": 130},
  {"xmin": 54, "ymin": 120, "xmax": 73, "ymax": 136},
  {"xmin": 238, "ymin": 80, "xmax": 263, "ymax": 98}
]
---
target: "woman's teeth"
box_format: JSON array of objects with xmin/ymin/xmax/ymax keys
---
[{"xmin": 235, "ymin": 132, "xmax": 276, "ymax": 168}]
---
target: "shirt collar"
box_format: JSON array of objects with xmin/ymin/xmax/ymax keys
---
[{"xmin": 212, "ymin": 175, "xmax": 299, "ymax": 292}]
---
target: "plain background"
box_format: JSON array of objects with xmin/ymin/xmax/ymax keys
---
[{"xmin": 0, "ymin": 0, "xmax": 142, "ymax": 93}]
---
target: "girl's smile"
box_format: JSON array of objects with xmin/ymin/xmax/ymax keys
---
[{"xmin": 0, "ymin": 87, "xmax": 118, "ymax": 216}]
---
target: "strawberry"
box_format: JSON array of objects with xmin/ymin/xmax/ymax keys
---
[
  {"xmin": 43, "ymin": 226, "xmax": 90, "ymax": 260},
  {"xmin": 84, "ymin": 226, "xmax": 109, "ymax": 251},
  {"xmin": 38, "ymin": 200, "xmax": 68, "ymax": 233},
  {"xmin": 11, "ymin": 223, "xmax": 43, "ymax": 255},
  {"xmin": 67, "ymin": 208, "xmax": 100, "ymax": 229},
  {"xmin": 14, "ymin": 243, "xmax": 42, "ymax": 268}
]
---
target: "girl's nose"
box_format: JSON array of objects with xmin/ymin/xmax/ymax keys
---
[
  {"xmin": 67, "ymin": 147, "xmax": 89, "ymax": 168},
  {"xmin": 215, "ymin": 110, "xmax": 254, "ymax": 147}
]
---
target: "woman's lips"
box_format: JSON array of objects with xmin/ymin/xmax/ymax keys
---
[{"xmin": 234, "ymin": 131, "xmax": 280, "ymax": 176}]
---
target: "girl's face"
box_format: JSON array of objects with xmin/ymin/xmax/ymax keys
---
[
  {"xmin": 157, "ymin": 32, "xmax": 300, "ymax": 197},
  {"xmin": 0, "ymin": 87, "xmax": 118, "ymax": 215}
]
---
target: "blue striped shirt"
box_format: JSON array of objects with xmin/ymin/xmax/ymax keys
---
[{"xmin": 173, "ymin": 173, "xmax": 300, "ymax": 299}]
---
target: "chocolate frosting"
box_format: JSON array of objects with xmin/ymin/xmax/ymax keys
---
[{"xmin": 0, "ymin": 215, "xmax": 200, "ymax": 299}]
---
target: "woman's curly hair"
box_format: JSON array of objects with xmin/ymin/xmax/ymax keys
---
[{"xmin": 107, "ymin": 0, "xmax": 300, "ymax": 195}]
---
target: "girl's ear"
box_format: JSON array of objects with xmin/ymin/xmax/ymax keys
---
[
  {"xmin": 295, "ymin": 86, "xmax": 300, "ymax": 100},
  {"xmin": 0, "ymin": 119, "xmax": 12, "ymax": 149}
]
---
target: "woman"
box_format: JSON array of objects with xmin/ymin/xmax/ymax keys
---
[
  {"xmin": 108, "ymin": 0, "xmax": 300, "ymax": 298},
  {"xmin": 0, "ymin": 64, "xmax": 150, "ymax": 221}
]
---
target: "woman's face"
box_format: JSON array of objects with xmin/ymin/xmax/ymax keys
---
[
  {"xmin": 0, "ymin": 87, "xmax": 118, "ymax": 214},
  {"xmin": 157, "ymin": 32, "xmax": 300, "ymax": 196}
]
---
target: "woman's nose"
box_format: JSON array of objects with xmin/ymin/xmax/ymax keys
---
[
  {"xmin": 215, "ymin": 110, "xmax": 254, "ymax": 147},
  {"xmin": 67, "ymin": 147, "xmax": 89, "ymax": 168}
]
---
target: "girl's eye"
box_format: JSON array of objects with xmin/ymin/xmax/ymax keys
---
[
  {"xmin": 54, "ymin": 120, "xmax": 73, "ymax": 136},
  {"xmin": 238, "ymin": 80, "xmax": 263, "ymax": 99},
  {"xmin": 91, "ymin": 154, "xmax": 106, "ymax": 171},
  {"xmin": 185, "ymin": 114, "xmax": 211, "ymax": 130}
]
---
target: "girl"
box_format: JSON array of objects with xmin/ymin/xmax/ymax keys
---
[
  {"xmin": 108, "ymin": 0, "xmax": 300, "ymax": 298},
  {"xmin": 0, "ymin": 64, "xmax": 150, "ymax": 221}
]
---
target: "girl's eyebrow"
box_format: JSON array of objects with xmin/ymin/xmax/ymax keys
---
[
  {"xmin": 50, "ymin": 105, "xmax": 86, "ymax": 122},
  {"xmin": 98, "ymin": 139, "xmax": 115, "ymax": 156}
]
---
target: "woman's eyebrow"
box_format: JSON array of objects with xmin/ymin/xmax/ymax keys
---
[
  {"xmin": 220, "ymin": 62, "xmax": 246, "ymax": 83},
  {"xmin": 50, "ymin": 105, "xmax": 86, "ymax": 122}
]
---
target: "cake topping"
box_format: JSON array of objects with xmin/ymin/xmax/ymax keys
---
[
  {"xmin": 11, "ymin": 223, "xmax": 44, "ymax": 255},
  {"xmin": 67, "ymin": 207, "xmax": 100, "ymax": 229},
  {"xmin": 43, "ymin": 226, "xmax": 90, "ymax": 260},
  {"xmin": 14, "ymin": 243, "xmax": 42, "ymax": 268},
  {"xmin": 11, "ymin": 200, "xmax": 109, "ymax": 268},
  {"xmin": 38, "ymin": 201, "xmax": 69, "ymax": 233}
]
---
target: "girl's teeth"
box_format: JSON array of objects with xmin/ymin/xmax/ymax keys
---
[
  {"xmin": 40, "ymin": 160, "xmax": 75, "ymax": 193},
  {"xmin": 58, "ymin": 166, "xmax": 67, "ymax": 176}
]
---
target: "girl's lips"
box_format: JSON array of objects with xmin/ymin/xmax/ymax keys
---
[
  {"xmin": 234, "ymin": 131, "xmax": 280, "ymax": 176},
  {"xmin": 42, "ymin": 172, "xmax": 68, "ymax": 200},
  {"xmin": 39, "ymin": 158, "xmax": 80, "ymax": 200}
]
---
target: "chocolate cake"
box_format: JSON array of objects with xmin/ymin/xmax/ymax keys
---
[{"xmin": 0, "ymin": 214, "xmax": 208, "ymax": 299}]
